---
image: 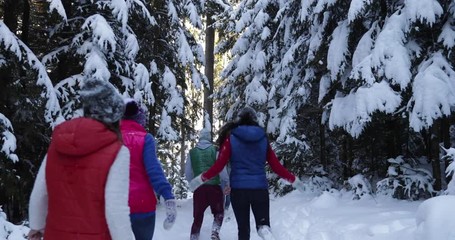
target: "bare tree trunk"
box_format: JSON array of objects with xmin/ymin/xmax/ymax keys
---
[
  {"xmin": 342, "ymin": 134, "xmax": 353, "ymax": 179},
  {"xmin": 179, "ymin": 121, "xmax": 186, "ymax": 176},
  {"xmin": 441, "ymin": 117, "xmax": 451, "ymax": 185},
  {"xmin": 426, "ymin": 126, "xmax": 442, "ymax": 191},
  {"xmin": 21, "ymin": 0, "xmax": 30, "ymax": 44},
  {"xmin": 319, "ymin": 121, "xmax": 327, "ymax": 169},
  {"xmin": 4, "ymin": 0, "xmax": 19, "ymax": 33},
  {"xmin": 204, "ymin": 10, "xmax": 215, "ymax": 132},
  {"xmin": 385, "ymin": 119, "xmax": 401, "ymax": 158}
]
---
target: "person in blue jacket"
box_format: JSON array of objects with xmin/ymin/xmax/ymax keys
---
[{"xmin": 189, "ymin": 106, "xmax": 305, "ymax": 240}]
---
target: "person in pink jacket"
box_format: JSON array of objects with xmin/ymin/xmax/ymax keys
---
[{"xmin": 121, "ymin": 98, "xmax": 176, "ymax": 240}]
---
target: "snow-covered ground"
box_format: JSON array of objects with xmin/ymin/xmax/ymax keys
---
[
  {"xmin": 154, "ymin": 191, "xmax": 423, "ymax": 240},
  {"xmin": 4, "ymin": 191, "xmax": 455, "ymax": 240}
]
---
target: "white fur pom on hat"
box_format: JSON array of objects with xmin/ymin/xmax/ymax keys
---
[{"xmin": 80, "ymin": 79, "xmax": 125, "ymax": 124}]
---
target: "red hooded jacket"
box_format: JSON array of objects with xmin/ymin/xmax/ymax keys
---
[{"xmin": 44, "ymin": 118, "xmax": 122, "ymax": 240}]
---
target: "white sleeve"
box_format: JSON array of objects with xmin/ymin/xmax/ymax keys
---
[
  {"xmin": 220, "ymin": 167, "xmax": 229, "ymax": 187},
  {"xmin": 28, "ymin": 157, "xmax": 48, "ymax": 231},
  {"xmin": 105, "ymin": 146, "xmax": 135, "ymax": 240}
]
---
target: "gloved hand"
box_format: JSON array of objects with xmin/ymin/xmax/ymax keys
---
[
  {"xmin": 189, "ymin": 174, "xmax": 205, "ymax": 192},
  {"xmin": 163, "ymin": 199, "xmax": 177, "ymax": 230},
  {"xmin": 292, "ymin": 178, "xmax": 306, "ymax": 193},
  {"xmin": 28, "ymin": 229, "xmax": 43, "ymax": 240}
]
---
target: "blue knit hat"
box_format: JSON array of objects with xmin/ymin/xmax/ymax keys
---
[{"xmin": 123, "ymin": 98, "xmax": 147, "ymax": 127}]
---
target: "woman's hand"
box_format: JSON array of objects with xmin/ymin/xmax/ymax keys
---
[
  {"xmin": 223, "ymin": 186, "xmax": 231, "ymax": 195},
  {"xmin": 28, "ymin": 229, "xmax": 43, "ymax": 240}
]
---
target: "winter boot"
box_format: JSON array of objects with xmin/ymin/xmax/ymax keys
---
[
  {"xmin": 211, "ymin": 231, "xmax": 220, "ymax": 240},
  {"xmin": 190, "ymin": 233, "xmax": 199, "ymax": 240},
  {"xmin": 211, "ymin": 219, "xmax": 221, "ymax": 240},
  {"xmin": 258, "ymin": 225, "xmax": 276, "ymax": 240}
]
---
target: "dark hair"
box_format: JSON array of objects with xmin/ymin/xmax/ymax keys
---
[
  {"xmin": 124, "ymin": 101, "xmax": 140, "ymax": 117},
  {"xmin": 104, "ymin": 121, "xmax": 123, "ymax": 141},
  {"xmin": 215, "ymin": 121, "xmax": 237, "ymax": 147},
  {"xmin": 235, "ymin": 106, "xmax": 259, "ymax": 126}
]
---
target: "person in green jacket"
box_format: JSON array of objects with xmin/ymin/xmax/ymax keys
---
[{"xmin": 185, "ymin": 128, "xmax": 229, "ymax": 240}]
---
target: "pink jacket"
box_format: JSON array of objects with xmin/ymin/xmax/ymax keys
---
[{"xmin": 121, "ymin": 120, "xmax": 157, "ymax": 213}]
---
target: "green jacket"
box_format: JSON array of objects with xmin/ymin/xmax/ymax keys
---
[{"xmin": 189, "ymin": 145, "xmax": 220, "ymax": 185}]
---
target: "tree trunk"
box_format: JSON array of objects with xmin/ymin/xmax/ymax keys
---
[
  {"xmin": 179, "ymin": 120, "xmax": 186, "ymax": 176},
  {"xmin": 204, "ymin": 10, "xmax": 215, "ymax": 131},
  {"xmin": 385, "ymin": 119, "xmax": 401, "ymax": 158},
  {"xmin": 441, "ymin": 116, "xmax": 451, "ymax": 185},
  {"xmin": 426, "ymin": 126, "xmax": 442, "ymax": 191},
  {"xmin": 319, "ymin": 121, "xmax": 327, "ymax": 169},
  {"xmin": 342, "ymin": 134, "xmax": 353, "ymax": 179},
  {"xmin": 21, "ymin": 0, "xmax": 30, "ymax": 44},
  {"xmin": 3, "ymin": 0, "xmax": 19, "ymax": 33}
]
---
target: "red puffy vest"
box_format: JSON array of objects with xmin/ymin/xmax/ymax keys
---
[{"xmin": 44, "ymin": 118, "xmax": 122, "ymax": 240}]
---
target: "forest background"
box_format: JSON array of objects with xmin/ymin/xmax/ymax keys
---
[{"xmin": 1, "ymin": 0, "xmax": 455, "ymax": 225}]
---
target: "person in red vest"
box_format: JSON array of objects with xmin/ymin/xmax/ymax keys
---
[
  {"xmin": 120, "ymin": 98, "xmax": 176, "ymax": 240},
  {"xmin": 185, "ymin": 128, "xmax": 229, "ymax": 240},
  {"xmin": 28, "ymin": 79, "xmax": 135, "ymax": 240},
  {"xmin": 189, "ymin": 106, "xmax": 306, "ymax": 240}
]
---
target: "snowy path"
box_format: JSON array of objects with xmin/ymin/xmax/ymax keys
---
[{"xmin": 154, "ymin": 191, "xmax": 421, "ymax": 240}]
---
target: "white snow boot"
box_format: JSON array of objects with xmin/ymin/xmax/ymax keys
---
[{"xmin": 258, "ymin": 225, "xmax": 276, "ymax": 240}]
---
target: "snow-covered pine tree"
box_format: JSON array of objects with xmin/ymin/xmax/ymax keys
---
[
  {"xmin": 318, "ymin": 0, "xmax": 453, "ymax": 190},
  {"xmin": 43, "ymin": 0, "xmax": 207, "ymax": 197},
  {"xmin": 0, "ymin": 18, "xmax": 63, "ymax": 221},
  {"xmin": 215, "ymin": 0, "xmax": 455, "ymax": 196},
  {"xmin": 214, "ymin": 1, "xmax": 315, "ymax": 193}
]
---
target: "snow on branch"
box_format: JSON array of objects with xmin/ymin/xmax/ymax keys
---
[
  {"xmin": 168, "ymin": 1, "xmax": 179, "ymax": 24},
  {"xmin": 327, "ymin": 20, "xmax": 350, "ymax": 81},
  {"xmin": 162, "ymin": 67, "xmax": 183, "ymax": 115},
  {"xmin": 111, "ymin": 0, "xmax": 129, "ymax": 29},
  {"xmin": 130, "ymin": 0, "xmax": 157, "ymax": 25},
  {"xmin": 404, "ymin": 0, "xmax": 443, "ymax": 26},
  {"xmin": 409, "ymin": 52, "xmax": 455, "ymax": 131},
  {"xmin": 82, "ymin": 14, "xmax": 117, "ymax": 53},
  {"xmin": 0, "ymin": 21, "xmax": 62, "ymax": 126},
  {"xmin": 83, "ymin": 51, "xmax": 111, "ymax": 81},
  {"xmin": 177, "ymin": 30, "xmax": 195, "ymax": 66},
  {"xmin": 348, "ymin": 0, "xmax": 372, "ymax": 23},
  {"xmin": 299, "ymin": 0, "xmax": 316, "ymax": 22},
  {"xmin": 371, "ymin": 12, "xmax": 411, "ymax": 90},
  {"xmin": 245, "ymin": 74, "xmax": 267, "ymax": 106},
  {"xmin": 47, "ymin": 0, "xmax": 68, "ymax": 21},
  {"xmin": 158, "ymin": 109, "xmax": 179, "ymax": 141},
  {"xmin": 184, "ymin": 1, "xmax": 202, "ymax": 28},
  {"xmin": 329, "ymin": 81, "xmax": 401, "ymax": 138},
  {"xmin": 0, "ymin": 113, "xmax": 18, "ymax": 163},
  {"xmin": 133, "ymin": 63, "xmax": 154, "ymax": 104},
  {"xmin": 125, "ymin": 33, "xmax": 139, "ymax": 59},
  {"xmin": 350, "ymin": 22, "xmax": 378, "ymax": 85},
  {"xmin": 438, "ymin": 20, "xmax": 455, "ymax": 49}
]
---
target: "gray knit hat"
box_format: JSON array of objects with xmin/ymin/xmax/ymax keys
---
[
  {"xmin": 199, "ymin": 128, "xmax": 211, "ymax": 141},
  {"xmin": 80, "ymin": 79, "xmax": 125, "ymax": 123}
]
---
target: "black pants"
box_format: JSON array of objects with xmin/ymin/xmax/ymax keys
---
[{"xmin": 230, "ymin": 188, "xmax": 270, "ymax": 240}]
